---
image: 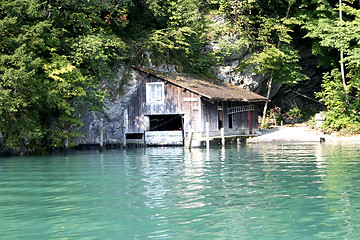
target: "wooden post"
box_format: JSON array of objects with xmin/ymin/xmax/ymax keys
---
[
  {"xmin": 249, "ymin": 111, "xmax": 253, "ymax": 134},
  {"xmin": 99, "ymin": 128, "xmax": 104, "ymax": 151},
  {"xmin": 123, "ymin": 131, "xmax": 127, "ymax": 148},
  {"xmin": 185, "ymin": 131, "xmax": 193, "ymax": 149},
  {"xmin": 206, "ymin": 122, "xmax": 210, "ymax": 149},
  {"xmin": 221, "ymin": 127, "xmax": 225, "ymax": 146},
  {"xmin": 123, "ymin": 108, "xmax": 128, "ymax": 148}
]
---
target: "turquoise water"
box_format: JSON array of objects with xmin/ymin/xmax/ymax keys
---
[{"xmin": 1, "ymin": 144, "xmax": 360, "ymax": 239}]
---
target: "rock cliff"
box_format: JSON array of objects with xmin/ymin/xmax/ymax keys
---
[{"xmin": 76, "ymin": 65, "xmax": 138, "ymax": 146}]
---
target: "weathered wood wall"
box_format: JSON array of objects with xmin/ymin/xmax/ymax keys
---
[
  {"xmin": 201, "ymin": 99, "xmax": 219, "ymax": 132},
  {"xmin": 126, "ymin": 71, "xmax": 202, "ymax": 134},
  {"xmin": 126, "ymin": 71, "xmax": 261, "ymax": 138},
  {"xmin": 145, "ymin": 131, "xmax": 183, "ymax": 146},
  {"xmin": 201, "ymin": 100, "xmax": 260, "ymax": 134},
  {"xmin": 227, "ymin": 101, "xmax": 260, "ymax": 132}
]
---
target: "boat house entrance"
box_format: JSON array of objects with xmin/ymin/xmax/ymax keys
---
[
  {"xmin": 124, "ymin": 67, "xmax": 268, "ymax": 147},
  {"xmin": 145, "ymin": 114, "xmax": 184, "ymax": 146}
]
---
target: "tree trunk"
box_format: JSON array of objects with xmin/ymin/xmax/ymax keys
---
[
  {"xmin": 340, "ymin": 50, "xmax": 347, "ymax": 92},
  {"xmin": 339, "ymin": 0, "xmax": 348, "ymax": 93},
  {"xmin": 261, "ymin": 76, "xmax": 272, "ymax": 128}
]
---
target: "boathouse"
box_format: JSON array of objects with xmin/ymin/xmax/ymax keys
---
[{"xmin": 124, "ymin": 67, "xmax": 268, "ymax": 147}]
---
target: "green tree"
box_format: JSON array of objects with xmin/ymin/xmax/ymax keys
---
[
  {"xmin": 0, "ymin": 0, "xmax": 129, "ymax": 150},
  {"xmin": 217, "ymin": 0, "xmax": 308, "ymax": 127},
  {"xmin": 126, "ymin": 0, "xmax": 212, "ymax": 75},
  {"xmin": 305, "ymin": 0, "xmax": 360, "ymax": 134}
]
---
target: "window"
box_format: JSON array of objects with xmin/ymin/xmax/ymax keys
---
[{"xmin": 146, "ymin": 82, "xmax": 164, "ymax": 104}]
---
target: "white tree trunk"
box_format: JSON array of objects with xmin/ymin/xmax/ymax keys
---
[
  {"xmin": 261, "ymin": 77, "xmax": 272, "ymax": 128},
  {"xmin": 339, "ymin": 0, "xmax": 347, "ymax": 93}
]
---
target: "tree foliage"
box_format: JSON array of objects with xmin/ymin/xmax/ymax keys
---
[
  {"xmin": 304, "ymin": 0, "xmax": 360, "ymax": 134},
  {"xmin": 0, "ymin": 0, "xmax": 129, "ymax": 150},
  {"xmin": 216, "ymin": 0, "xmax": 360, "ymax": 133},
  {"xmin": 216, "ymin": 0, "xmax": 308, "ymax": 84},
  {"xmin": 3, "ymin": 0, "xmax": 360, "ymax": 151},
  {"xmin": 124, "ymin": 0, "xmax": 217, "ymax": 75}
]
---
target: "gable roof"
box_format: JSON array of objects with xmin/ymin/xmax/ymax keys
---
[{"xmin": 136, "ymin": 67, "xmax": 268, "ymax": 102}]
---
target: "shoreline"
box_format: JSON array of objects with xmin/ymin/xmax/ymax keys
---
[{"xmin": 248, "ymin": 125, "xmax": 360, "ymax": 144}]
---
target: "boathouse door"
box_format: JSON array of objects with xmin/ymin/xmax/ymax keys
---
[{"xmin": 145, "ymin": 114, "xmax": 184, "ymax": 146}]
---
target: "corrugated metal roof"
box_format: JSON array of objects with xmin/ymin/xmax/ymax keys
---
[{"xmin": 136, "ymin": 67, "xmax": 268, "ymax": 102}]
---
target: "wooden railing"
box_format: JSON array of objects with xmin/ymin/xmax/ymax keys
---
[{"xmin": 227, "ymin": 105, "xmax": 254, "ymax": 114}]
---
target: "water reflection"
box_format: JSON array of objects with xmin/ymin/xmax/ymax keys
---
[
  {"xmin": 141, "ymin": 148, "xmax": 180, "ymax": 209},
  {"xmin": 1, "ymin": 144, "xmax": 360, "ymax": 239},
  {"xmin": 249, "ymin": 143, "xmax": 360, "ymax": 239},
  {"xmin": 180, "ymin": 149, "xmax": 207, "ymax": 209}
]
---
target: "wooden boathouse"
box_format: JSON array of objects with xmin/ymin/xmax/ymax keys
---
[{"xmin": 124, "ymin": 67, "xmax": 268, "ymax": 147}]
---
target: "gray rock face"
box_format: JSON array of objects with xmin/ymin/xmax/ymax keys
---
[
  {"xmin": 207, "ymin": 15, "xmax": 322, "ymax": 111},
  {"xmin": 76, "ymin": 56, "xmax": 181, "ymax": 146},
  {"xmin": 205, "ymin": 15, "xmax": 275, "ymax": 98},
  {"xmin": 76, "ymin": 65, "xmax": 138, "ymax": 146}
]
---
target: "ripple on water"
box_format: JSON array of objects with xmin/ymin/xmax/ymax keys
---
[{"xmin": 1, "ymin": 145, "xmax": 360, "ymax": 239}]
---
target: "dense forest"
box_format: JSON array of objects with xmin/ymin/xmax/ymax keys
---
[{"xmin": 1, "ymin": 0, "xmax": 360, "ymax": 151}]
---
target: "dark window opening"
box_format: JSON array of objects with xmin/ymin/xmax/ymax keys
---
[
  {"xmin": 126, "ymin": 133, "xmax": 143, "ymax": 139},
  {"xmin": 228, "ymin": 101, "xmax": 233, "ymax": 129},
  {"xmin": 149, "ymin": 114, "xmax": 183, "ymax": 131},
  {"xmin": 228, "ymin": 113, "xmax": 233, "ymax": 129}
]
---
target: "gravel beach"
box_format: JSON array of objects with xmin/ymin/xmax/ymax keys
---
[{"xmin": 248, "ymin": 126, "xmax": 360, "ymax": 143}]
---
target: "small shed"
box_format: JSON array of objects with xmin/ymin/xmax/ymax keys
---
[{"xmin": 124, "ymin": 67, "xmax": 268, "ymax": 147}]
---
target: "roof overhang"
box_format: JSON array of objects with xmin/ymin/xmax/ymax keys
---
[{"xmin": 134, "ymin": 67, "xmax": 269, "ymax": 102}]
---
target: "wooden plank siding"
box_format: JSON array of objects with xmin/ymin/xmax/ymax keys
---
[
  {"xmin": 201, "ymin": 99, "xmax": 219, "ymax": 132},
  {"xmin": 126, "ymin": 70, "xmax": 202, "ymax": 134},
  {"xmin": 200, "ymin": 100, "xmax": 260, "ymax": 137},
  {"xmin": 226, "ymin": 101, "xmax": 260, "ymax": 134},
  {"xmin": 125, "ymin": 68, "xmax": 267, "ymax": 146}
]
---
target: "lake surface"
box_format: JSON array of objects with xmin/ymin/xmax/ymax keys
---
[{"xmin": 1, "ymin": 143, "xmax": 360, "ymax": 239}]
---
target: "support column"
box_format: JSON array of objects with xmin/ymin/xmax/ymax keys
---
[
  {"xmin": 206, "ymin": 122, "xmax": 210, "ymax": 149},
  {"xmin": 249, "ymin": 111, "xmax": 253, "ymax": 134}
]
